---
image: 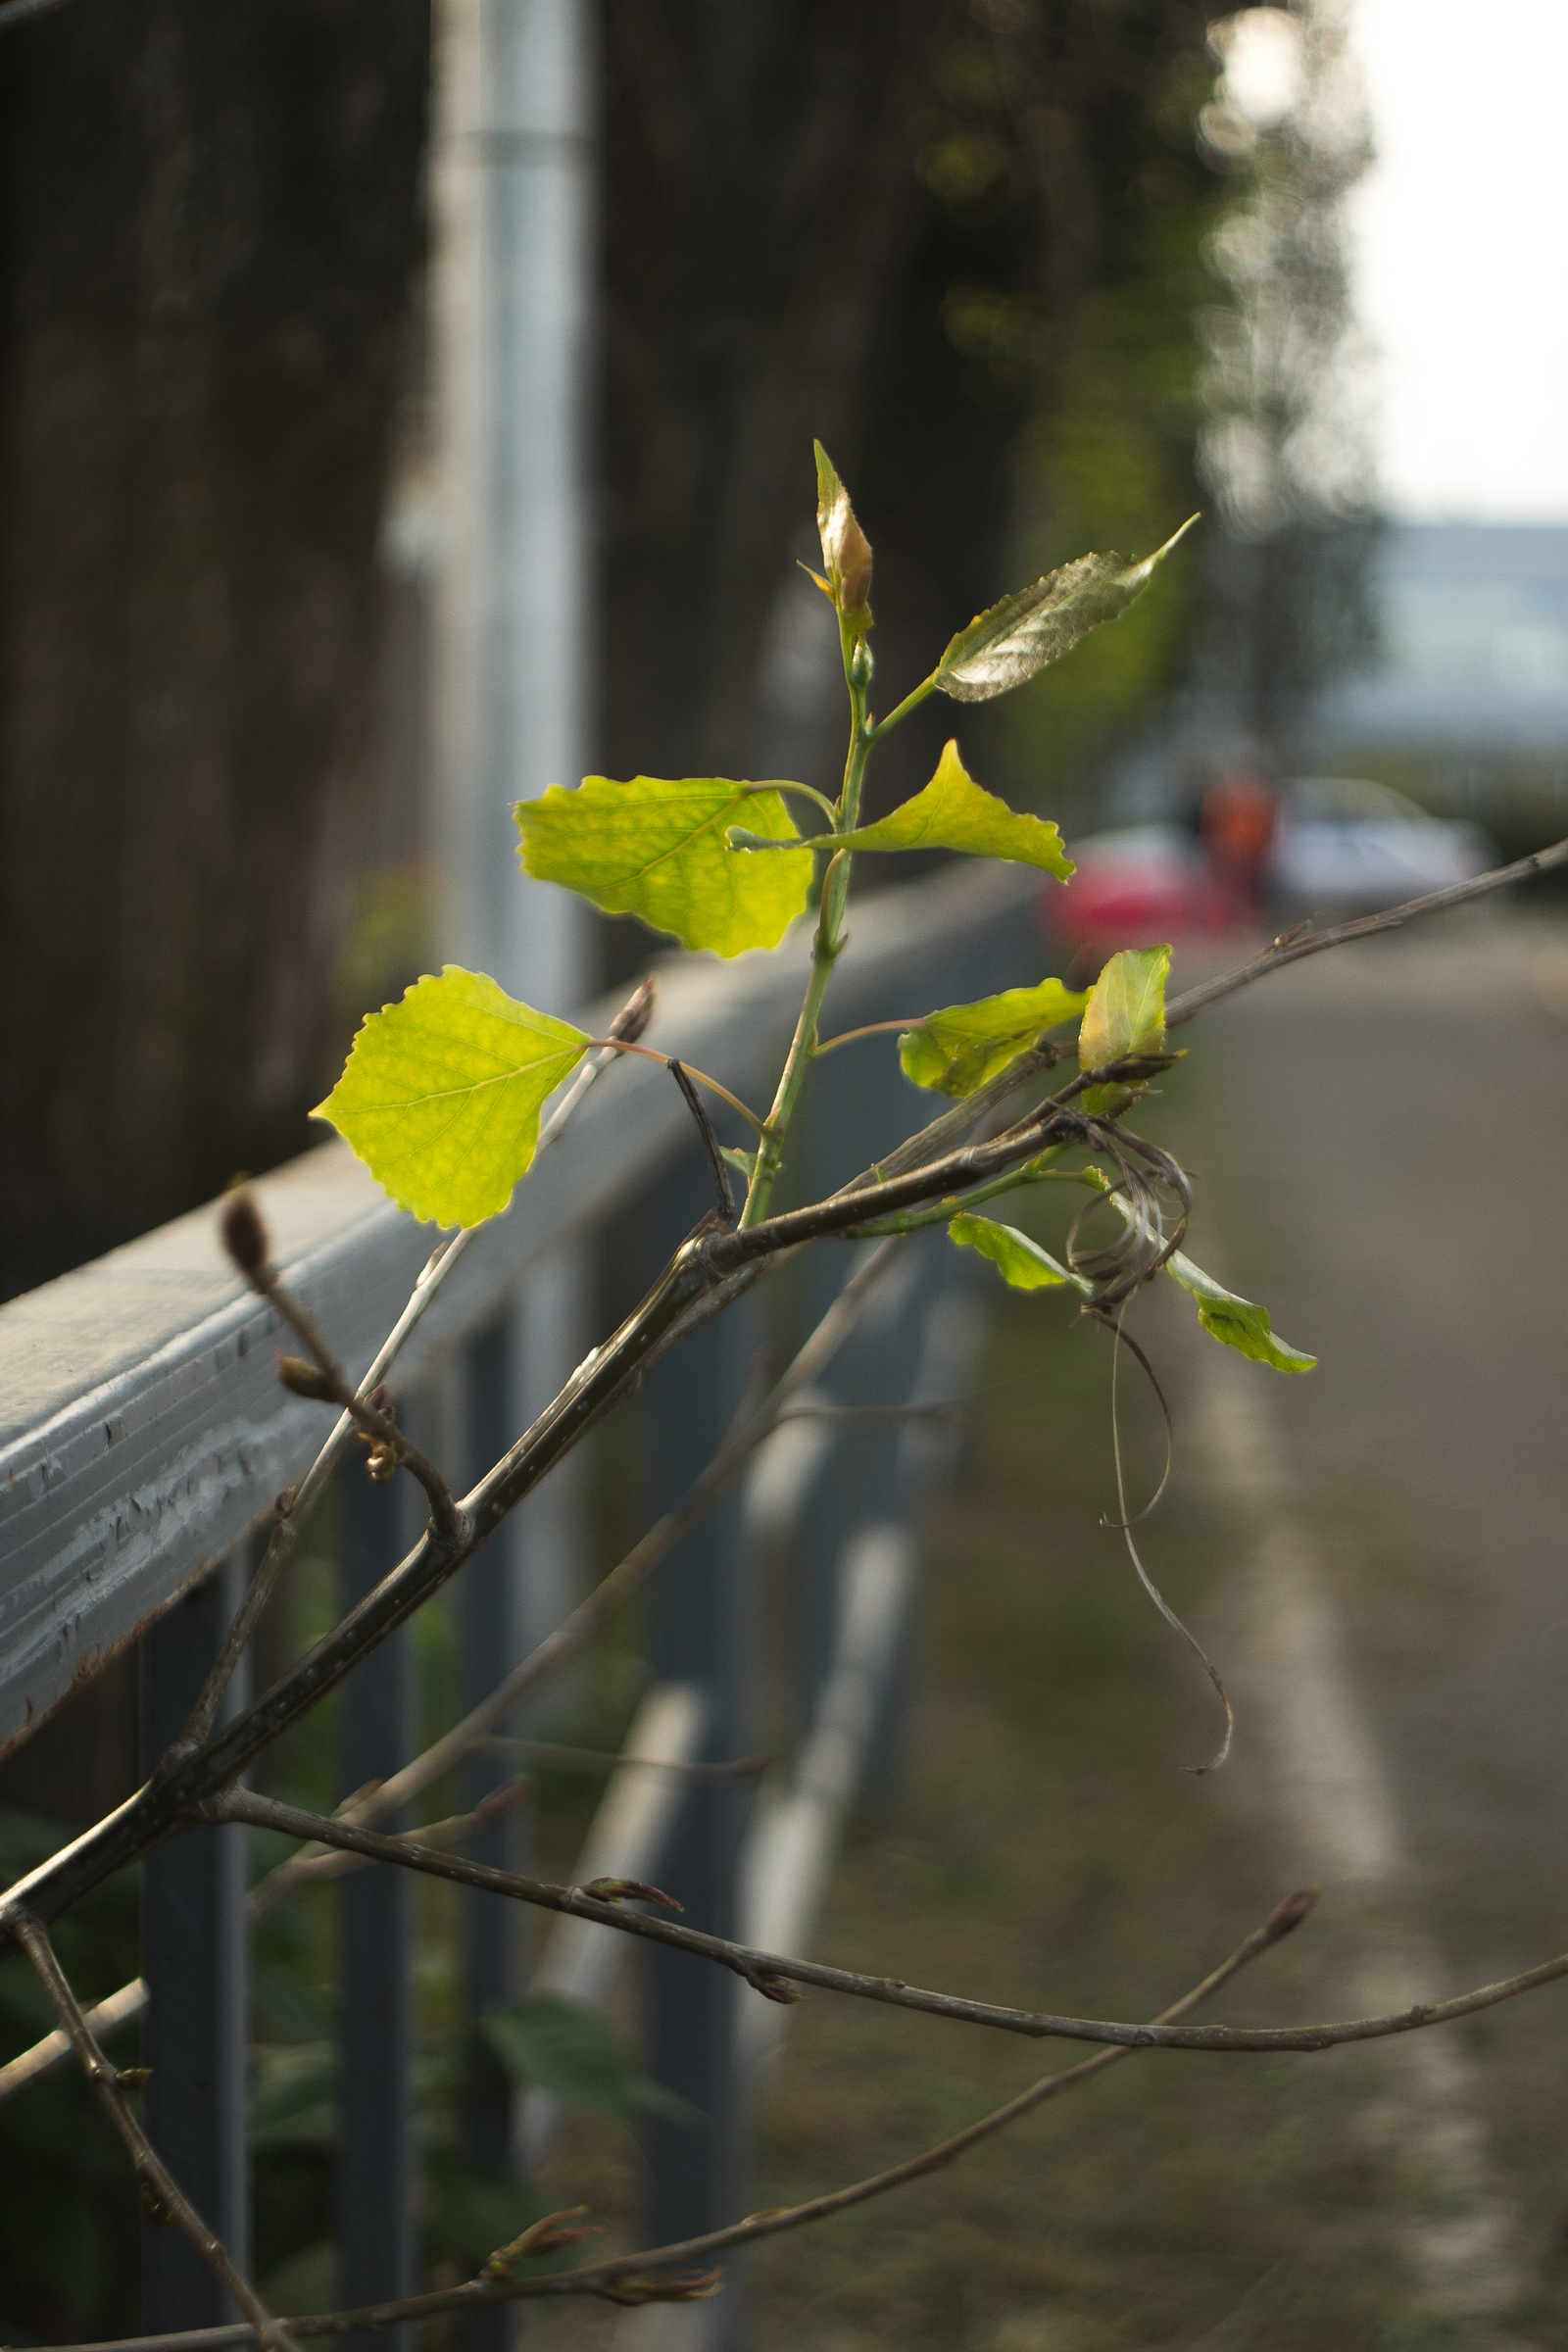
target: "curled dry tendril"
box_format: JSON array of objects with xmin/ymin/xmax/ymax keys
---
[{"xmin": 1068, "ymin": 1131, "xmax": 1233, "ymax": 1774}]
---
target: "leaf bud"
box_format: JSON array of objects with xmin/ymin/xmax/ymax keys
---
[
  {"xmin": 850, "ymin": 637, "xmax": 874, "ymax": 691},
  {"xmin": 482, "ymin": 2207, "xmax": 598, "ymax": 2278},
  {"xmin": 116, "ymin": 2065, "xmax": 153, "ymax": 2089},
  {"xmin": 220, "ymin": 1188, "xmax": 270, "ymax": 1281},
  {"xmin": 277, "ymin": 1355, "xmax": 336, "ymax": 1402},
  {"xmin": 1262, "ymin": 1886, "xmax": 1319, "ymax": 1943},
  {"xmin": 749, "ymin": 1970, "xmax": 807, "ymax": 2005},
  {"xmin": 609, "ymin": 975, "xmax": 657, "ymax": 1047},
  {"xmin": 580, "ymin": 1876, "xmax": 684, "ymax": 1913}
]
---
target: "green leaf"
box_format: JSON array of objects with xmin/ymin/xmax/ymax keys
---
[
  {"xmin": 314, "ymin": 967, "xmax": 590, "ymax": 1229},
  {"xmin": 482, "ymin": 1995, "xmax": 699, "ymax": 2127},
  {"xmin": 934, "ymin": 515, "xmax": 1198, "ymax": 704},
  {"xmin": 900, "ymin": 975, "xmax": 1090, "ymax": 1098},
  {"xmin": 1165, "ymin": 1250, "xmax": 1316, "ymax": 1374},
  {"xmin": 515, "ymin": 775, "xmax": 813, "ymax": 957},
  {"xmin": 1077, "ymin": 944, "xmax": 1171, "ymax": 1116},
  {"xmin": 847, "ymin": 741, "xmax": 1073, "ymax": 878},
  {"xmin": 814, "ymin": 441, "xmax": 873, "ymax": 639},
  {"xmin": 948, "ymin": 1212, "xmax": 1091, "ymax": 1296}
]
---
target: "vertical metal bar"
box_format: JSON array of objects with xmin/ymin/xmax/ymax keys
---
[
  {"xmin": 640, "ymin": 1153, "xmax": 758, "ymax": 2279},
  {"xmin": 463, "ymin": 1318, "xmax": 526, "ymax": 2352},
  {"xmin": 142, "ymin": 1547, "xmax": 250, "ymax": 2331},
  {"xmin": 429, "ymin": 0, "xmax": 592, "ymax": 1017},
  {"xmin": 337, "ymin": 1458, "xmax": 415, "ymax": 2349}
]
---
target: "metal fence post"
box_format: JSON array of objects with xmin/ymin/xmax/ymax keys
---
[
  {"xmin": 142, "ymin": 1546, "xmax": 251, "ymax": 2331},
  {"xmin": 337, "ymin": 1456, "xmax": 416, "ymax": 2348},
  {"xmin": 640, "ymin": 1152, "xmax": 759, "ymax": 2279},
  {"xmin": 463, "ymin": 1315, "xmax": 528, "ymax": 2352}
]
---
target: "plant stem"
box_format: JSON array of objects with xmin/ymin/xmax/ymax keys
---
[
  {"xmin": 741, "ymin": 657, "xmax": 874, "ymax": 1225},
  {"xmin": 867, "ymin": 672, "xmax": 938, "ymax": 742}
]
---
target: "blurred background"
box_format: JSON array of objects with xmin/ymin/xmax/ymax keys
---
[{"xmin": 5, "ymin": 0, "xmax": 1568, "ymax": 2345}]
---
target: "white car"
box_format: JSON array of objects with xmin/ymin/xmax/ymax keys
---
[{"xmin": 1269, "ymin": 776, "xmax": 1493, "ymax": 912}]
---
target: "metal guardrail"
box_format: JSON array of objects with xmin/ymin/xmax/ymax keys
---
[{"xmin": 0, "ymin": 862, "xmax": 1039, "ymax": 2344}]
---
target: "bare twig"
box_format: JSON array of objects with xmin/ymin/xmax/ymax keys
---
[
  {"xmin": 0, "ymin": 1787, "xmax": 531, "ymax": 2110},
  {"xmin": 667, "ymin": 1059, "xmax": 736, "ymax": 1223},
  {"xmin": 472, "ymin": 1737, "xmax": 772, "ymax": 1783},
  {"xmin": 1165, "ymin": 832, "xmax": 1568, "ymax": 1028},
  {"xmin": 205, "ymin": 1786, "xmax": 1568, "ymax": 2060},
  {"xmin": 181, "ymin": 975, "xmax": 656, "ymax": 1748},
  {"xmin": 220, "ymin": 1200, "xmax": 462, "ymax": 1542},
  {"xmin": 0, "ymin": 1974, "xmax": 148, "ymax": 2106},
  {"xmin": 11, "ymin": 1912, "xmax": 298, "ymax": 2352},
  {"xmin": 30, "ymin": 1890, "xmax": 1316, "ymax": 2349}
]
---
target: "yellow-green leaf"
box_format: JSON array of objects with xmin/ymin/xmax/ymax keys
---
[
  {"xmin": 948, "ymin": 1212, "xmax": 1090, "ymax": 1295},
  {"xmin": 515, "ymin": 776, "xmax": 813, "ymax": 957},
  {"xmin": 900, "ymin": 976, "xmax": 1090, "ymax": 1098},
  {"xmin": 935, "ymin": 516, "xmax": 1198, "ymax": 704},
  {"xmin": 814, "ymin": 441, "xmax": 873, "ymax": 639},
  {"xmin": 314, "ymin": 967, "xmax": 590, "ymax": 1229},
  {"xmin": 847, "ymin": 741, "xmax": 1073, "ymax": 878},
  {"xmin": 1078, "ymin": 944, "xmax": 1171, "ymax": 1115},
  {"xmin": 1165, "ymin": 1250, "xmax": 1316, "ymax": 1373}
]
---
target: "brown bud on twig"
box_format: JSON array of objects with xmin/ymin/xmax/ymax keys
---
[
  {"xmin": 116, "ymin": 2065, "xmax": 152, "ymax": 2089},
  {"xmin": 1262, "ymin": 1886, "xmax": 1319, "ymax": 1943},
  {"xmin": 274, "ymin": 1489, "xmax": 296, "ymax": 1518},
  {"xmin": 748, "ymin": 1971, "xmax": 807, "ymax": 2005},
  {"xmin": 609, "ymin": 974, "xmax": 657, "ymax": 1047},
  {"xmin": 580, "ymin": 1876, "xmax": 684, "ymax": 1913},
  {"xmin": 277, "ymin": 1355, "xmax": 336, "ymax": 1403},
  {"xmin": 220, "ymin": 1188, "xmax": 270, "ymax": 1282}
]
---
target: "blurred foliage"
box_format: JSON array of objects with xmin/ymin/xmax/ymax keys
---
[{"xmin": 908, "ymin": 9, "xmax": 1227, "ymax": 810}]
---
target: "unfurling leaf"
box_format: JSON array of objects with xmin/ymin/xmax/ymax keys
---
[
  {"xmin": 483, "ymin": 2209, "xmax": 601, "ymax": 2279},
  {"xmin": 900, "ymin": 975, "xmax": 1090, "ymax": 1097},
  {"xmin": 314, "ymin": 967, "xmax": 590, "ymax": 1229},
  {"xmin": 814, "ymin": 441, "xmax": 874, "ymax": 639},
  {"xmin": 948, "ymin": 1212, "xmax": 1091, "ymax": 1296},
  {"xmin": 847, "ymin": 741, "xmax": 1073, "ymax": 877},
  {"xmin": 599, "ymin": 2270, "xmax": 723, "ymax": 2307},
  {"xmin": 1164, "ymin": 1250, "xmax": 1316, "ymax": 1373},
  {"xmin": 516, "ymin": 775, "xmax": 812, "ymax": 957},
  {"xmin": 1078, "ymin": 944, "xmax": 1171, "ymax": 1115},
  {"xmin": 935, "ymin": 515, "xmax": 1198, "ymax": 703}
]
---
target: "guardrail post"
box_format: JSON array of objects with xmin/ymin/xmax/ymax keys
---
[
  {"xmin": 463, "ymin": 1314, "xmax": 527, "ymax": 2352},
  {"xmin": 640, "ymin": 1153, "xmax": 758, "ymax": 2288},
  {"xmin": 141, "ymin": 1544, "xmax": 250, "ymax": 2330},
  {"xmin": 337, "ymin": 1454, "xmax": 415, "ymax": 2349}
]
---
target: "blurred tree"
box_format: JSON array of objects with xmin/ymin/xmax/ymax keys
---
[
  {"xmin": 1193, "ymin": 0, "xmax": 1380, "ymax": 760},
  {"xmin": 0, "ymin": 0, "xmax": 430, "ymax": 1298},
  {"xmin": 0, "ymin": 0, "xmax": 1257, "ymax": 1292}
]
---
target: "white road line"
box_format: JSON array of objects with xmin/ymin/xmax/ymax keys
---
[{"xmin": 1193, "ymin": 1349, "xmax": 1526, "ymax": 2335}]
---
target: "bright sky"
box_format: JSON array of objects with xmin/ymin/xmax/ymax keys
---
[{"xmin": 1346, "ymin": 0, "xmax": 1568, "ymax": 520}]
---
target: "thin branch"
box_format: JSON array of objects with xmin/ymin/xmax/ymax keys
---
[
  {"xmin": 473, "ymin": 1738, "xmax": 772, "ymax": 1783},
  {"xmin": 11, "ymin": 1912, "xmax": 298, "ymax": 2352},
  {"xmin": 578, "ymin": 1036, "xmax": 765, "ymax": 1135},
  {"xmin": 0, "ymin": 1786, "xmax": 532, "ymax": 2110},
  {"xmin": 809, "ymin": 1017, "xmax": 928, "ymax": 1059},
  {"xmin": 227, "ymin": 1236, "xmax": 908, "ymax": 1901},
  {"xmin": 205, "ymin": 1787, "xmax": 1568, "ymax": 2060},
  {"xmin": 0, "ymin": 1974, "xmax": 147, "ymax": 2107},
  {"xmin": 247, "ymin": 1778, "xmax": 527, "ymax": 1910},
  {"xmin": 668, "ymin": 1060, "xmax": 736, "ymax": 1223},
  {"xmin": 1166, "ymin": 833, "xmax": 1568, "ymax": 1028},
  {"xmin": 41, "ymin": 1890, "xmax": 1316, "ymax": 2350},
  {"xmin": 218, "ymin": 1216, "xmax": 461, "ymax": 1543},
  {"xmin": 182, "ymin": 974, "xmax": 656, "ymax": 1747}
]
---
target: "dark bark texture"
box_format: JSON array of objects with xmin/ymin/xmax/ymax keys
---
[{"xmin": 0, "ymin": 0, "xmax": 430, "ymax": 1298}]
